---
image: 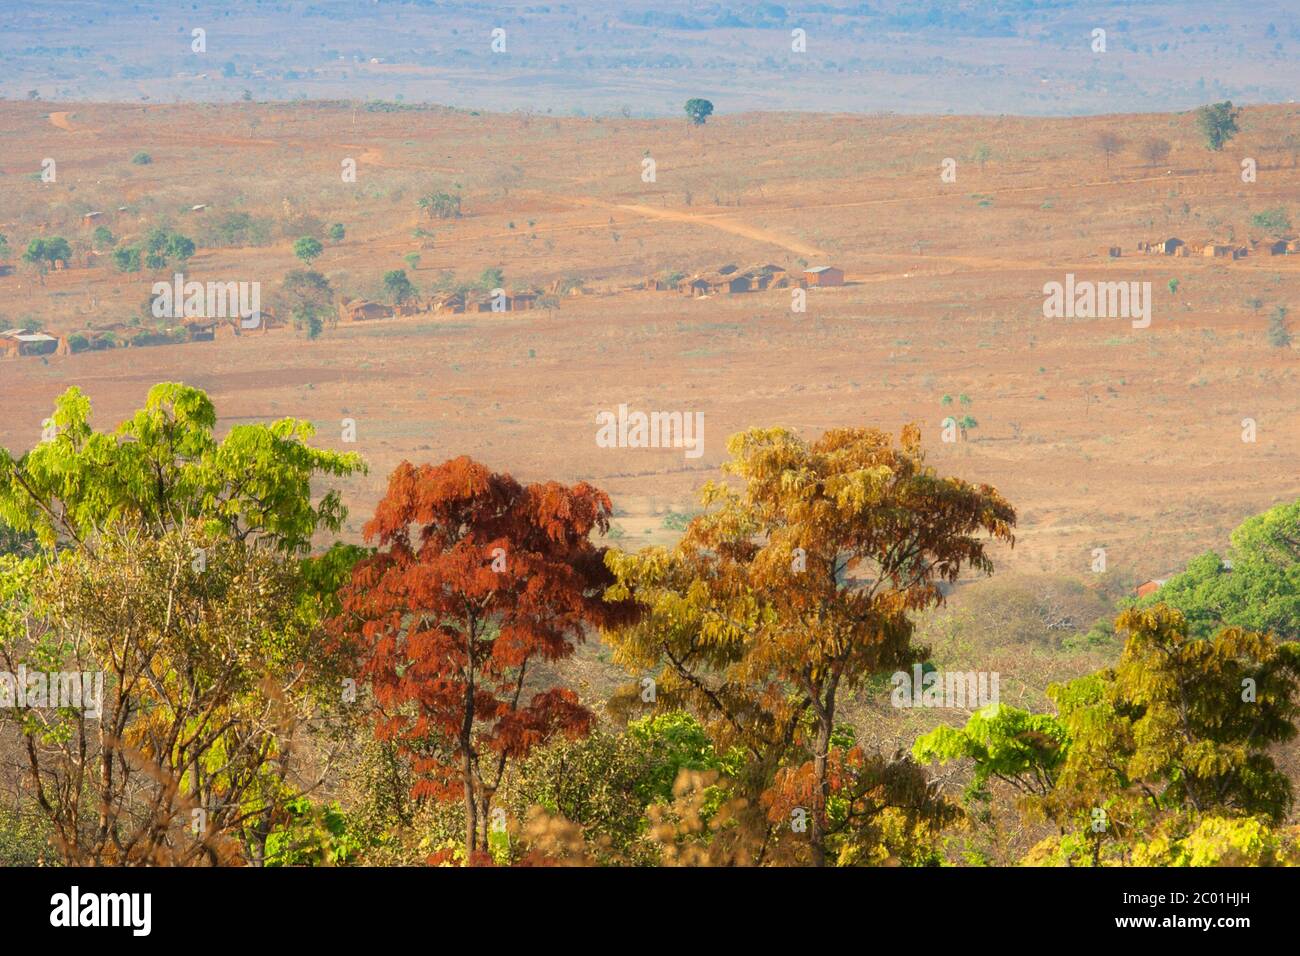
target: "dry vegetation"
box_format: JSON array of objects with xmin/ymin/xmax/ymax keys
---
[{"xmin": 1, "ymin": 100, "xmax": 1298, "ymax": 819}]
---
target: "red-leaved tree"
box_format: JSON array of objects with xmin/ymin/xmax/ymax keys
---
[{"xmin": 336, "ymin": 457, "xmax": 637, "ymax": 860}]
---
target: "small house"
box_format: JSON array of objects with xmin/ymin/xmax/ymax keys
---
[
  {"xmin": 4, "ymin": 331, "xmax": 59, "ymax": 356},
  {"xmin": 679, "ymin": 277, "xmax": 711, "ymax": 297},
  {"xmin": 1203, "ymin": 243, "xmax": 1234, "ymax": 258},
  {"xmin": 509, "ymin": 290, "xmax": 540, "ymax": 311},
  {"xmin": 1135, "ymin": 579, "xmax": 1167, "ymax": 598},
  {"xmin": 1261, "ymin": 238, "xmax": 1291, "ymax": 256},
  {"xmin": 804, "ymin": 266, "xmax": 844, "ymax": 287},
  {"xmin": 185, "ymin": 319, "xmax": 217, "ymax": 342},
  {"xmin": 340, "ymin": 299, "xmax": 394, "ymax": 322}
]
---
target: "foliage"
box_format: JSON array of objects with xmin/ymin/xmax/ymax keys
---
[
  {"xmin": 1131, "ymin": 499, "xmax": 1300, "ymax": 640},
  {"xmin": 684, "ymin": 98, "xmax": 714, "ymax": 125},
  {"xmin": 0, "ymin": 383, "xmax": 365, "ymax": 554},
  {"xmin": 335, "ymin": 457, "xmax": 638, "ymax": 859},
  {"xmin": 1194, "ymin": 101, "xmax": 1241, "ymax": 151},
  {"xmin": 1250, "ymin": 206, "xmax": 1292, "ymax": 234},
  {"xmin": 603, "ymin": 424, "xmax": 1015, "ymax": 864},
  {"xmin": 382, "ymin": 269, "xmax": 416, "ymax": 305},
  {"xmin": 417, "ymin": 191, "xmax": 461, "ymax": 220},
  {"xmin": 276, "ymin": 269, "xmax": 334, "ymax": 339},
  {"xmin": 293, "ymin": 236, "xmax": 324, "ymax": 266},
  {"xmin": 23, "ymin": 237, "xmax": 72, "ymax": 269},
  {"xmin": 265, "ymin": 796, "xmax": 362, "ymax": 866}
]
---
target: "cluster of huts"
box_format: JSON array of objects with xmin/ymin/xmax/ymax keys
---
[
  {"xmin": 0, "ymin": 328, "xmax": 61, "ymax": 358},
  {"xmin": 0, "ymin": 314, "xmax": 274, "ymax": 360},
  {"xmin": 1107, "ymin": 237, "xmax": 1300, "ymax": 259},
  {"xmin": 339, "ymin": 284, "xmax": 562, "ymax": 322},
  {"xmin": 645, "ymin": 264, "xmax": 845, "ymax": 297}
]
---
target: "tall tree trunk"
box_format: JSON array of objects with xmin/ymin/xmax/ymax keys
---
[
  {"xmin": 810, "ymin": 711, "xmax": 831, "ymax": 867},
  {"xmin": 462, "ymin": 741, "xmax": 477, "ymax": 857}
]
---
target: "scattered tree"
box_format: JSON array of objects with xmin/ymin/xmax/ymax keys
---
[
  {"xmin": 381, "ymin": 269, "xmax": 416, "ymax": 305},
  {"xmin": 1194, "ymin": 101, "xmax": 1241, "ymax": 152},
  {"xmin": 1092, "ymin": 132, "xmax": 1127, "ymax": 172},
  {"xmin": 684, "ymin": 98, "xmax": 714, "ymax": 126},
  {"xmin": 1140, "ymin": 137, "xmax": 1172, "ymax": 166},
  {"xmin": 294, "ymin": 236, "xmax": 324, "ymax": 267}
]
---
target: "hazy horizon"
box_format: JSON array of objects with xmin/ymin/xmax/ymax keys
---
[{"xmin": 2, "ymin": 0, "xmax": 1297, "ymax": 117}]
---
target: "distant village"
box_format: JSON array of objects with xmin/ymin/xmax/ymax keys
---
[{"xmin": 1111, "ymin": 235, "xmax": 1299, "ymax": 259}]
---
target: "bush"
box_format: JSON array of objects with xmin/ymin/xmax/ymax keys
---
[{"xmin": 131, "ymin": 151, "xmax": 152, "ymax": 165}]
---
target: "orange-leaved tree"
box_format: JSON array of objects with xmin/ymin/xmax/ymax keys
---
[
  {"xmin": 335, "ymin": 457, "xmax": 638, "ymax": 861},
  {"xmin": 604, "ymin": 425, "xmax": 1016, "ymax": 865}
]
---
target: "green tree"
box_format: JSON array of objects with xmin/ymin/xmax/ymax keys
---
[
  {"xmin": 1194, "ymin": 101, "xmax": 1241, "ymax": 152},
  {"xmin": 1250, "ymin": 207, "xmax": 1293, "ymax": 234},
  {"xmin": 684, "ymin": 98, "xmax": 714, "ymax": 126},
  {"xmin": 91, "ymin": 225, "xmax": 115, "ymax": 248},
  {"xmin": 1036, "ymin": 605, "xmax": 1300, "ymax": 865},
  {"xmin": 1133, "ymin": 498, "xmax": 1300, "ymax": 640},
  {"xmin": 0, "ymin": 383, "xmax": 365, "ymax": 552},
  {"xmin": 0, "ymin": 384, "xmax": 367, "ymax": 865},
  {"xmin": 381, "ymin": 269, "xmax": 416, "ymax": 305},
  {"xmin": 416, "ymin": 191, "xmax": 461, "ymax": 220},
  {"xmin": 327, "ymin": 223, "xmax": 345, "ymax": 242},
  {"xmin": 276, "ymin": 269, "xmax": 334, "ymax": 339},
  {"xmin": 23, "ymin": 237, "xmax": 72, "ymax": 271},
  {"xmin": 1268, "ymin": 306, "xmax": 1292, "ymax": 348},
  {"xmin": 403, "ymin": 252, "xmax": 421, "ymax": 272},
  {"xmin": 112, "ymin": 244, "xmax": 142, "ymax": 272},
  {"xmin": 294, "ymin": 235, "xmax": 324, "ymax": 266},
  {"xmin": 131, "ymin": 151, "xmax": 152, "ymax": 165}
]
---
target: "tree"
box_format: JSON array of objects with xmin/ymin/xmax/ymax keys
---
[
  {"xmin": 1268, "ymin": 306, "xmax": 1292, "ymax": 348},
  {"xmin": 112, "ymin": 245, "xmax": 142, "ymax": 272},
  {"xmin": 294, "ymin": 236, "xmax": 324, "ymax": 267},
  {"xmin": 604, "ymin": 425, "xmax": 1016, "ymax": 865},
  {"xmin": 334, "ymin": 457, "xmax": 637, "ymax": 860},
  {"xmin": 1250, "ymin": 206, "xmax": 1292, "ymax": 235},
  {"xmin": 91, "ymin": 225, "xmax": 115, "ymax": 248},
  {"xmin": 417, "ymin": 191, "xmax": 461, "ymax": 220},
  {"xmin": 1092, "ymin": 131, "xmax": 1127, "ymax": 172},
  {"xmin": 0, "ymin": 384, "xmax": 366, "ymax": 865},
  {"xmin": 1194, "ymin": 101, "xmax": 1241, "ymax": 152},
  {"xmin": 140, "ymin": 226, "xmax": 195, "ymax": 271},
  {"xmin": 957, "ymin": 414, "xmax": 978, "ymax": 441},
  {"xmin": 382, "ymin": 269, "xmax": 416, "ymax": 305},
  {"xmin": 403, "ymin": 252, "xmax": 421, "ymax": 272},
  {"xmin": 276, "ymin": 269, "xmax": 334, "ymax": 339},
  {"xmin": 1134, "ymin": 498, "xmax": 1300, "ymax": 639},
  {"xmin": 684, "ymin": 98, "xmax": 714, "ymax": 126},
  {"xmin": 23, "ymin": 237, "xmax": 72, "ymax": 272},
  {"xmin": 131, "ymin": 151, "xmax": 152, "ymax": 165},
  {"xmin": 1140, "ymin": 137, "xmax": 1172, "ymax": 166},
  {"xmin": 0, "ymin": 233, "xmax": 9, "ymax": 261},
  {"xmin": 1036, "ymin": 605, "xmax": 1300, "ymax": 864},
  {"xmin": 0, "ymin": 383, "xmax": 364, "ymax": 553},
  {"xmin": 328, "ymin": 223, "xmax": 345, "ymax": 242},
  {"xmin": 973, "ymin": 144, "xmax": 991, "ymax": 170}
]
